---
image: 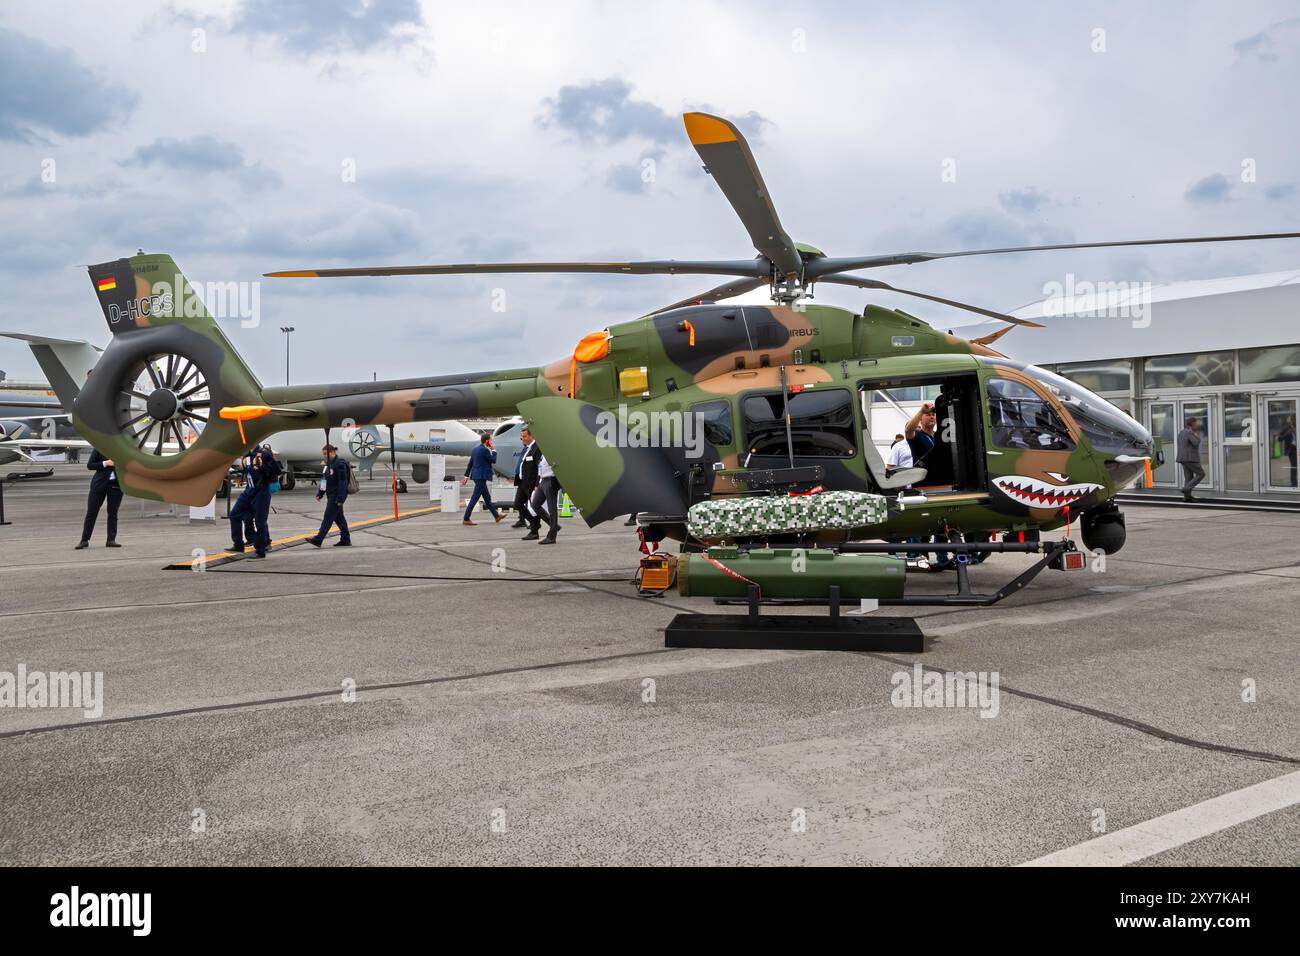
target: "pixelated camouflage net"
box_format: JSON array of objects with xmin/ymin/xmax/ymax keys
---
[{"xmin": 687, "ymin": 490, "xmax": 890, "ymax": 539}]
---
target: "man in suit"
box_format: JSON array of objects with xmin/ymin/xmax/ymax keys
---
[
  {"xmin": 524, "ymin": 450, "xmax": 561, "ymax": 544},
  {"xmin": 1177, "ymin": 417, "xmax": 1205, "ymax": 502},
  {"xmin": 461, "ymin": 433, "xmax": 505, "ymax": 525},
  {"xmin": 511, "ymin": 427, "xmax": 541, "ymax": 529},
  {"xmin": 307, "ymin": 444, "xmax": 352, "ymax": 547},
  {"xmin": 76, "ymin": 448, "xmax": 123, "ymax": 549}
]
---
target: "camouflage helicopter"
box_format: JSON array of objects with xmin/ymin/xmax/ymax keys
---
[{"xmin": 73, "ymin": 112, "xmax": 1300, "ymax": 606}]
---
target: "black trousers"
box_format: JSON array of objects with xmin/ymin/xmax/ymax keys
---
[
  {"xmin": 513, "ymin": 478, "xmax": 537, "ymax": 518},
  {"xmin": 528, "ymin": 476, "xmax": 561, "ymax": 538},
  {"xmin": 82, "ymin": 485, "xmax": 123, "ymax": 543}
]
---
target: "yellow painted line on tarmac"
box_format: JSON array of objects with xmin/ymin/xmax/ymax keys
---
[{"xmin": 164, "ymin": 504, "xmax": 443, "ymax": 570}]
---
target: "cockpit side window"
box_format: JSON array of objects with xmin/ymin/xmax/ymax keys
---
[{"xmin": 987, "ymin": 377, "xmax": 1075, "ymax": 451}]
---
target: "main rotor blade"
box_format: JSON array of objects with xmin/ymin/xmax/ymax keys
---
[
  {"xmin": 265, "ymin": 259, "xmax": 767, "ymax": 280},
  {"xmin": 808, "ymin": 231, "xmax": 1300, "ymax": 277},
  {"xmin": 646, "ymin": 277, "xmax": 768, "ymax": 316},
  {"xmin": 819, "ymin": 275, "xmax": 1044, "ymax": 328},
  {"xmin": 683, "ymin": 112, "xmax": 803, "ymax": 279}
]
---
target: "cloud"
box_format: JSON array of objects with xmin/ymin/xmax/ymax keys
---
[
  {"xmin": 0, "ymin": 27, "xmax": 138, "ymax": 142},
  {"xmin": 1184, "ymin": 173, "xmax": 1232, "ymax": 204},
  {"xmin": 931, "ymin": 209, "xmax": 1071, "ymax": 250},
  {"xmin": 605, "ymin": 148, "xmax": 666, "ymax": 194},
  {"xmin": 1232, "ymin": 16, "xmax": 1300, "ymax": 62},
  {"xmin": 999, "ymin": 186, "xmax": 1051, "ymax": 215},
  {"xmin": 537, "ymin": 78, "xmax": 681, "ymax": 144},
  {"xmin": 537, "ymin": 80, "xmax": 774, "ymax": 156},
  {"xmin": 119, "ymin": 135, "xmax": 282, "ymax": 191},
  {"xmin": 232, "ymin": 202, "xmax": 424, "ymax": 260},
  {"xmin": 1264, "ymin": 183, "xmax": 1296, "ymax": 200},
  {"xmin": 230, "ymin": 0, "xmax": 424, "ymax": 55}
]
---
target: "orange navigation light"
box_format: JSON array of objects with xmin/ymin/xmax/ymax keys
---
[
  {"xmin": 219, "ymin": 404, "xmax": 273, "ymax": 443},
  {"xmin": 569, "ymin": 331, "xmax": 611, "ymax": 399}
]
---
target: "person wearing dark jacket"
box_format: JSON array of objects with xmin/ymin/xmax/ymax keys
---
[
  {"xmin": 308, "ymin": 444, "xmax": 352, "ymax": 547},
  {"xmin": 511, "ymin": 428, "xmax": 541, "ymax": 528},
  {"xmin": 461, "ymin": 433, "xmax": 505, "ymax": 525},
  {"xmin": 523, "ymin": 450, "xmax": 561, "ymax": 544},
  {"xmin": 76, "ymin": 448, "xmax": 123, "ymax": 549},
  {"xmin": 1176, "ymin": 418, "xmax": 1205, "ymax": 502},
  {"xmin": 228, "ymin": 449, "xmax": 261, "ymax": 554},
  {"xmin": 250, "ymin": 445, "xmax": 282, "ymax": 556}
]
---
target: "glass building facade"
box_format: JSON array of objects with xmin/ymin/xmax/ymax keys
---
[{"xmin": 1043, "ymin": 345, "xmax": 1300, "ymax": 497}]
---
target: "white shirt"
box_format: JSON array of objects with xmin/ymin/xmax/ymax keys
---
[
  {"xmin": 886, "ymin": 441, "xmax": 913, "ymax": 472},
  {"xmin": 538, "ymin": 454, "xmax": 554, "ymax": 479}
]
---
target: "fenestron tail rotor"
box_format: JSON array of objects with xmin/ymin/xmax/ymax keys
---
[
  {"xmin": 117, "ymin": 352, "xmax": 211, "ymax": 457},
  {"xmin": 264, "ymin": 111, "xmax": 1300, "ymax": 326}
]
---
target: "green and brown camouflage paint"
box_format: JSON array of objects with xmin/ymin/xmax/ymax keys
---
[{"xmin": 74, "ymin": 254, "xmax": 1152, "ymax": 543}]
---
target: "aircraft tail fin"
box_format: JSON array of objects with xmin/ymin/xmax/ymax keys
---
[
  {"xmin": 71, "ymin": 253, "xmax": 269, "ymax": 505},
  {"xmin": 0, "ymin": 333, "xmax": 102, "ymax": 408}
]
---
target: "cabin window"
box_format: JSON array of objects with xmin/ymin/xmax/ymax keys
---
[
  {"xmin": 690, "ymin": 400, "xmax": 734, "ymax": 449},
  {"xmin": 743, "ymin": 387, "xmax": 856, "ymax": 458},
  {"xmin": 987, "ymin": 377, "xmax": 1075, "ymax": 451}
]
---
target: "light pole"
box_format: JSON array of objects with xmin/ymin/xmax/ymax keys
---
[{"xmin": 280, "ymin": 326, "xmax": 294, "ymax": 385}]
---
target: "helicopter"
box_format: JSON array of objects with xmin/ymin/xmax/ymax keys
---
[{"xmin": 71, "ymin": 112, "xmax": 1300, "ymax": 607}]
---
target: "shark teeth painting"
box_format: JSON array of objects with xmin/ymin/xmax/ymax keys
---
[{"xmin": 993, "ymin": 475, "xmax": 1102, "ymax": 508}]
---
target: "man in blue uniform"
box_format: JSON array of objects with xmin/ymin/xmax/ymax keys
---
[
  {"xmin": 75, "ymin": 448, "xmax": 123, "ymax": 549},
  {"xmin": 228, "ymin": 449, "xmax": 260, "ymax": 554},
  {"xmin": 231, "ymin": 446, "xmax": 279, "ymax": 558},
  {"xmin": 251, "ymin": 445, "xmax": 282, "ymax": 556},
  {"xmin": 308, "ymin": 443, "xmax": 352, "ymax": 547}
]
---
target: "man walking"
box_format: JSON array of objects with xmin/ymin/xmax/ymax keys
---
[
  {"xmin": 308, "ymin": 443, "xmax": 352, "ymax": 547},
  {"xmin": 524, "ymin": 450, "xmax": 561, "ymax": 545},
  {"xmin": 461, "ymin": 433, "xmax": 505, "ymax": 525},
  {"xmin": 75, "ymin": 448, "xmax": 123, "ymax": 549},
  {"xmin": 1177, "ymin": 417, "xmax": 1205, "ymax": 502},
  {"xmin": 511, "ymin": 427, "xmax": 541, "ymax": 529}
]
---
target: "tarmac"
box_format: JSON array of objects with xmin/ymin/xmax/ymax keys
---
[{"xmin": 1, "ymin": 463, "xmax": 1297, "ymax": 866}]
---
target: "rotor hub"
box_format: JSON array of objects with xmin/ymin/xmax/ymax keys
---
[{"xmin": 146, "ymin": 387, "xmax": 181, "ymax": 421}]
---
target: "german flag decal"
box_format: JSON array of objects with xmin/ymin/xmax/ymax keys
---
[{"xmin": 96, "ymin": 276, "xmax": 117, "ymax": 293}]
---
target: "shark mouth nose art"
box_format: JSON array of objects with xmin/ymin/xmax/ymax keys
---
[{"xmin": 993, "ymin": 475, "xmax": 1102, "ymax": 508}]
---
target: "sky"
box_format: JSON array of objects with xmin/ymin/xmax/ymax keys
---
[{"xmin": 1, "ymin": 0, "xmax": 1299, "ymax": 387}]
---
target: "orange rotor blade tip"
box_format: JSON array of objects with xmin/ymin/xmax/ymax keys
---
[{"xmin": 682, "ymin": 112, "xmax": 737, "ymax": 146}]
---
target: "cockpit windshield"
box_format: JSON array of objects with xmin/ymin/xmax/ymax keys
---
[
  {"xmin": 1028, "ymin": 365, "xmax": 1153, "ymax": 456},
  {"xmin": 987, "ymin": 377, "xmax": 1075, "ymax": 450}
]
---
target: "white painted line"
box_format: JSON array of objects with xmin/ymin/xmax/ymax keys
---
[{"xmin": 1021, "ymin": 768, "xmax": 1300, "ymax": 866}]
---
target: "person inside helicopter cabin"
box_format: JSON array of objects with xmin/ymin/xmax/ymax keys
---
[{"xmin": 905, "ymin": 401, "xmax": 938, "ymax": 468}]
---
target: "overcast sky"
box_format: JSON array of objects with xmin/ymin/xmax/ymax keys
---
[{"xmin": 2, "ymin": 0, "xmax": 1299, "ymax": 386}]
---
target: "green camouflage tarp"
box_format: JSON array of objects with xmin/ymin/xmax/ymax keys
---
[{"xmin": 688, "ymin": 490, "xmax": 889, "ymax": 539}]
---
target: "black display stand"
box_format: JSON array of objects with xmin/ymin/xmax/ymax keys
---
[{"xmin": 665, "ymin": 585, "xmax": 924, "ymax": 652}]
